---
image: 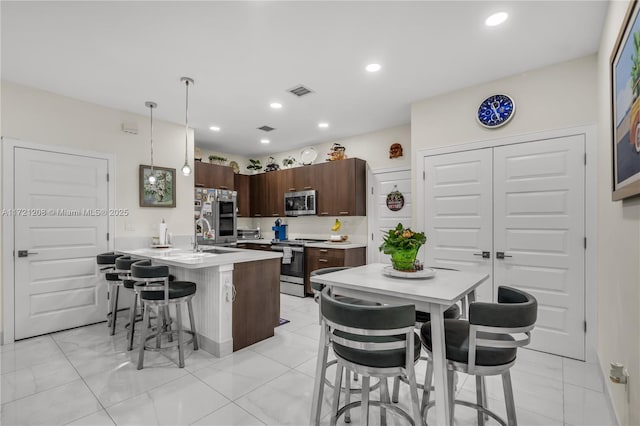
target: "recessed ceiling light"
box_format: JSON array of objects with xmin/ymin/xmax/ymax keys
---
[
  {"xmin": 318, "ymin": 122, "xmax": 329, "ymax": 128},
  {"xmin": 485, "ymin": 12, "xmax": 508, "ymax": 27},
  {"xmin": 366, "ymin": 63, "xmax": 381, "ymax": 73},
  {"xmin": 270, "ymin": 102, "xmax": 282, "ymax": 109},
  {"xmin": 209, "ymin": 126, "xmax": 220, "ymax": 131},
  {"xmin": 260, "ymin": 139, "xmax": 270, "ymax": 144}
]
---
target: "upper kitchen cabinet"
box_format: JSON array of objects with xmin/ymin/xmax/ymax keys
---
[
  {"xmin": 194, "ymin": 162, "xmax": 234, "ymax": 190},
  {"xmin": 234, "ymin": 174, "xmax": 250, "ymax": 217},
  {"xmin": 315, "ymin": 158, "xmax": 367, "ymax": 216},
  {"xmin": 249, "ymin": 172, "xmax": 268, "ymax": 217},
  {"xmin": 287, "ymin": 166, "xmax": 316, "ymax": 192}
]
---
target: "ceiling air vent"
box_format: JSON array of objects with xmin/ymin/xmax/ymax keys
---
[
  {"xmin": 258, "ymin": 125, "xmax": 275, "ymax": 132},
  {"xmin": 288, "ymin": 85, "xmax": 314, "ymax": 97}
]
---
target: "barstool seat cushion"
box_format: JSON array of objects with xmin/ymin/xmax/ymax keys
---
[
  {"xmin": 421, "ymin": 319, "xmax": 516, "ymax": 366},
  {"xmin": 332, "ymin": 330, "xmax": 422, "ymax": 368},
  {"xmin": 416, "ymin": 304, "xmax": 460, "ymax": 323},
  {"xmin": 141, "ymin": 281, "xmax": 196, "ymax": 301},
  {"xmin": 105, "ymin": 273, "xmax": 120, "ymax": 281},
  {"xmin": 97, "ymin": 252, "xmax": 122, "ymax": 265},
  {"xmin": 123, "ymin": 279, "xmax": 136, "ymax": 289}
]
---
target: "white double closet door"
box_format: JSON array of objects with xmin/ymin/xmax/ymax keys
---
[{"xmin": 423, "ymin": 135, "xmax": 585, "ymax": 360}]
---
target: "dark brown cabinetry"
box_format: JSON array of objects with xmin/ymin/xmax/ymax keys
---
[
  {"xmin": 247, "ymin": 158, "xmax": 366, "ymax": 217},
  {"xmin": 232, "ymin": 258, "xmax": 280, "ymax": 351},
  {"xmin": 315, "ymin": 158, "xmax": 367, "ymax": 216},
  {"xmin": 234, "ymin": 174, "xmax": 250, "ymax": 217},
  {"xmin": 194, "ymin": 162, "xmax": 234, "ymax": 190},
  {"xmin": 304, "ymin": 246, "xmax": 366, "ymax": 295}
]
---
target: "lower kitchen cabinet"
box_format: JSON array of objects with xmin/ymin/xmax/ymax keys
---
[
  {"xmin": 232, "ymin": 258, "xmax": 280, "ymax": 351},
  {"xmin": 304, "ymin": 246, "xmax": 366, "ymax": 295}
]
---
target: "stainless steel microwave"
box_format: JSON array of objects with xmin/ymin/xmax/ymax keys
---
[{"xmin": 284, "ymin": 190, "xmax": 317, "ymax": 216}]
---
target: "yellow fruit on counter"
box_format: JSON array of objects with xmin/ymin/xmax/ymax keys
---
[{"xmin": 331, "ymin": 219, "xmax": 342, "ymax": 232}]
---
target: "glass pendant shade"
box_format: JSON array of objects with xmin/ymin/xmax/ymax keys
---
[
  {"xmin": 181, "ymin": 77, "xmax": 194, "ymax": 176},
  {"xmin": 145, "ymin": 101, "xmax": 157, "ymax": 185}
]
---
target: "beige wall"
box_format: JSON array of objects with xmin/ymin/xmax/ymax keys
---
[
  {"xmin": 1, "ymin": 81, "xmax": 195, "ymax": 239},
  {"xmin": 597, "ymin": 2, "xmax": 640, "ymax": 424}
]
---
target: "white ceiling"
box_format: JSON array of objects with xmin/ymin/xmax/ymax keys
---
[{"xmin": 2, "ymin": 1, "xmax": 608, "ymax": 157}]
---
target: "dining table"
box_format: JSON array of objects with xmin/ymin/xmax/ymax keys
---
[{"xmin": 309, "ymin": 262, "xmax": 489, "ymax": 426}]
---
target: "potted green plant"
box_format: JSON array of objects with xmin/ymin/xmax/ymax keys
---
[
  {"xmin": 208, "ymin": 155, "xmax": 227, "ymax": 165},
  {"xmin": 379, "ymin": 223, "xmax": 426, "ymax": 271},
  {"xmin": 247, "ymin": 158, "xmax": 262, "ymax": 172}
]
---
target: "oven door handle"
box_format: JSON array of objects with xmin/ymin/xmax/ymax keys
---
[{"xmin": 271, "ymin": 246, "xmax": 304, "ymax": 253}]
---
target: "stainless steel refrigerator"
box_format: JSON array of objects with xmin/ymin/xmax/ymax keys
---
[{"xmin": 194, "ymin": 188, "xmax": 237, "ymax": 246}]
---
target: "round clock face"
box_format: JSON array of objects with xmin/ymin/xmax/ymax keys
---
[{"xmin": 477, "ymin": 94, "xmax": 515, "ymax": 128}]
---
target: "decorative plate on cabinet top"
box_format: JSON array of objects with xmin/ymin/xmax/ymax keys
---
[
  {"xmin": 229, "ymin": 161, "xmax": 240, "ymax": 174},
  {"xmin": 300, "ymin": 147, "xmax": 317, "ymax": 165}
]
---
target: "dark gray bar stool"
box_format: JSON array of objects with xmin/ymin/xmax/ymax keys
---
[
  {"xmin": 420, "ymin": 286, "xmax": 537, "ymax": 426},
  {"xmin": 131, "ymin": 261, "xmax": 198, "ymax": 369},
  {"xmin": 310, "ymin": 267, "xmax": 382, "ymax": 423},
  {"xmin": 318, "ymin": 287, "xmax": 423, "ymax": 425},
  {"xmin": 96, "ymin": 252, "xmax": 123, "ymax": 332}
]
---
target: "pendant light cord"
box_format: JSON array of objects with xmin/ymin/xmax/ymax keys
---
[
  {"xmin": 150, "ymin": 104, "xmax": 154, "ymax": 173},
  {"xmin": 184, "ymin": 79, "xmax": 189, "ymax": 165}
]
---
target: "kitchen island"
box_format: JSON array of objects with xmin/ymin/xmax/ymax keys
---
[{"xmin": 118, "ymin": 246, "xmax": 282, "ymax": 357}]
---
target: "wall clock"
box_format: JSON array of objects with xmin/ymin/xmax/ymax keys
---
[{"xmin": 477, "ymin": 94, "xmax": 515, "ymax": 128}]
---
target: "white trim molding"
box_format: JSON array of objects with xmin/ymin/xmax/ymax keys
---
[
  {"xmin": 416, "ymin": 124, "xmax": 598, "ymax": 362},
  {"xmin": 1, "ymin": 137, "xmax": 116, "ymax": 344}
]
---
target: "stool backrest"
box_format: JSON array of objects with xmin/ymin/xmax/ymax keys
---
[
  {"xmin": 115, "ymin": 256, "xmax": 139, "ymax": 272},
  {"xmin": 131, "ymin": 261, "xmax": 170, "ymax": 301},
  {"xmin": 466, "ymin": 286, "xmax": 537, "ymax": 371},
  {"xmin": 320, "ymin": 288, "xmax": 415, "ymax": 358},
  {"xmin": 96, "ymin": 252, "xmax": 122, "ymax": 270},
  {"xmin": 310, "ymin": 266, "xmax": 351, "ymax": 293}
]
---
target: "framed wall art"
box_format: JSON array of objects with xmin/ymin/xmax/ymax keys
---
[
  {"xmin": 611, "ymin": 0, "xmax": 640, "ymax": 200},
  {"xmin": 139, "ymin": 165, "xmax": 176, "ymax": 207}
]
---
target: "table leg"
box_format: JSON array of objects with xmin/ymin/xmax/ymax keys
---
[
  {"xmin": 429, "ymin": 304, "xmax": 451, "ymax": 426},
  {"xmin": 310, "ymin": 323, "xmax": 328, "ymax": 425}
]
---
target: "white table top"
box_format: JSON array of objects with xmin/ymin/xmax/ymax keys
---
[{"xmin": 311, "ymin": 263, "xmax": 489, "ymax": 306}]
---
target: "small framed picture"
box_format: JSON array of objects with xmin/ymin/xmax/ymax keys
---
[{"xmin": 139, "ymin": 165, "xmax": 176, "ymax": 207}]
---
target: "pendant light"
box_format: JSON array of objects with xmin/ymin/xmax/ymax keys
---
[
  {"xmin": 145, "ymin": 101, "xmax": 158, "ymax": 185},
  {"xmin": 180, "ymin": 76, "xmax": 194, "ymax": 176}
]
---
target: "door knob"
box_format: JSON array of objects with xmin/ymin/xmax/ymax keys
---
[
  {"xmin": 17, "ymin": 250, "xmax": 39, "ymax": 257},
  {"xmin": 473, "ymin": 251, "xmax": 491, "ymax": 259},
  {"xmin": 496, "ymin": 252, "xmax": 512, "ymax": 259}
]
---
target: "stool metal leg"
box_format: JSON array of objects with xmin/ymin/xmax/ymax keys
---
[
  {"xmin": 137, "ymin": 303, "xmax": 151, "ymax": 370},
  {"xmin": 422, "ymin": 360, "xmax": 434, "ymax": 412},
  {"xmin": 344, "ymin": 369, "xmax": 352, "ymax": 423},
  {"xmin": 187, "ymin": 299, "xmax": 199, "ymax": 350},
  {"xmin": 502, "ymin": 371, "xmax": 517, "ymax": 426},
  {"xmin": 476, "ymin": 375, "xmax": 485, "ymax": 426},
  {"xmin": 106, "ymin": 283, "xmax": 114, "ymax": 328},
  {"xmin": 392, "ymin": 375, "xmax": 400, "ymax": 403},
  {"xmin": 361, "ymin": 375, "xmax": 371, "ymax": 426},
  {"xmin": 330, "ymin": 364, "xmax": 344, "ymax": 426},
  {"xmin": 380, "ymin": 378, "xmax": 390, "ymax": 426},
  {"xmin": 127, "ymin": 292, "xmax": 138, "ymax": 351},
  {"xmin": 176, "ymin": 302, "xmax": 185, "ymax": 368},
  {"xmin": 448, "ymin": 369, "xmax": 455, "ymax": 426},
  {"xmin": 110, "ymin": 285, "xmax": 119, "ymax": 336}
]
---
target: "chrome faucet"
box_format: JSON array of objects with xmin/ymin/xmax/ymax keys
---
[{"xmin": 194, "ymin": 217, "xmax": 212, "ymax": 252}]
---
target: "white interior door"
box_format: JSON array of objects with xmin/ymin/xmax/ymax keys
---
[
  {"xmin": 14, "ymin": 147, "xmax": 109, "ymax": 339},
  {"xmin": 368, "ymin": 169, "xmax": 411, "ymax": 264},
  {"xmin": 493, "ymin": 135, "xmax": 585, "ymax": 359},
  {"xmin": 423, "ymin": 150, "xmax": 494, "ymax": 301}
]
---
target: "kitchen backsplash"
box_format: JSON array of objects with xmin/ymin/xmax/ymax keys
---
[{"xmin": 238, "ymin": 216, "xmax": 368, "ymax": 244}]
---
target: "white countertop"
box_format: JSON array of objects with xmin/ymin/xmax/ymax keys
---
[
  {"xmin": 237, "ymin": 239, "xmax": 367, "ymax": 249},
  {"xmin": 118, "ymin": 246, "xmax": 282, "ymax": 269}
]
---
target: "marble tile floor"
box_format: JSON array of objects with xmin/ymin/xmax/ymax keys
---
[{"xmin": 0, "ymin": 294, "xmax": 618, "ymax": 426}]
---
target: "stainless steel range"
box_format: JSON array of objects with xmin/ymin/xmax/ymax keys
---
[{"xmin": 271, "ymin": 238, "xmax": 325, "ymax": 297}]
